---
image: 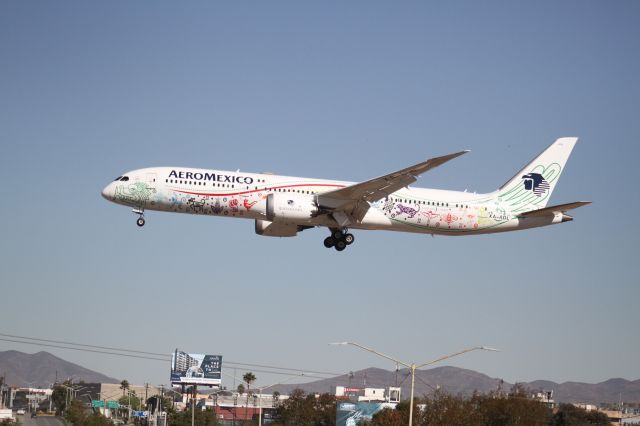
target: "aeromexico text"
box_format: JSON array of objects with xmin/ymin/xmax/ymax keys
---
[{"xmin": 168, "ymin": 170, "xmax": 254, "ymax": 184}]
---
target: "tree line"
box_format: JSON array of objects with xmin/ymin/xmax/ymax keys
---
[{"xmin": 43, "ymin": 376, "xmax": 612, "ymax": 426}]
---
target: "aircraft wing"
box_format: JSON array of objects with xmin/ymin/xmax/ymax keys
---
[{"xmin": 317, "ymin": 150, "xmax": 469, "ymax": 225}]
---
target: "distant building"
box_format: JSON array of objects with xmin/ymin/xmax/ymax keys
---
[
  {"xmin": 334, "ymin": 385, "xmax": 401, "ymax": 403},
  {"xmin": 531, "ymin": 390, "xmax": 555, "ymax": 408}
]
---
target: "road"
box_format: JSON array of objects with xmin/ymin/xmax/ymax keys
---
[{"xmin": 18, "ymin": 414, "xmax": 65, "ymax": 426}]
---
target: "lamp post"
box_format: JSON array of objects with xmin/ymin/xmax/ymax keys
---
[{"xmin": 330, "ymin": 341, "xmax": 498, "ymax": 426}]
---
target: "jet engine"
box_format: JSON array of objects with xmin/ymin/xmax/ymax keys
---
[
  {"xmin": 255, "ymin": 219, "xmax": 299, "ymax": 237},
  {"xmin": 265, "ymin": 193, "xmax": 319, "ymax": 223}
]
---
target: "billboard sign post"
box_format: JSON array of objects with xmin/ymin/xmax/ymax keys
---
[{"xmin": 170, "ymin": 349, "xmax": 222, "ymax": 387}]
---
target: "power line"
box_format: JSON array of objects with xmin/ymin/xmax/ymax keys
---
[
  {"xmin": 0, "ymin": 337, "xmax": 338, "ymax": 381},
  {"xmin": 0, "ymin": 332, "xmax": 343, "ymax": 377},
  {"xmin": 0, "ymin": 338, "xmax": 168, "ymax": 362},
  {"xmin": 0, "ymin": 332, "xmax": 169, "ymax": 358},
  {"xmin": 222, "ymin": 360, "xmax": 342, "ymax": 377}
]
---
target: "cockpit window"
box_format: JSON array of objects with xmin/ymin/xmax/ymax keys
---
[
  {"xmin": 114, "ymin": 176, "xmax": 122, "ymax": 181},
  {"xmin": 120, "ymin": 176, "xmax": 130, "ymax": 181}
]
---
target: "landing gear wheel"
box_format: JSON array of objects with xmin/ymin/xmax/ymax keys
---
[
  {"xmin": 335, "ymin": 240, "xmax": 347, "ymax": 251},
  {"xmin": 344, "ymin": 233, "xmax": 355, "ymax": 245},
  {"xmin": 136, "ymin": 217, "xmax": 145, "ymax": 227},
  {"xmin": 332, "ymin": 230, "xmax": 343, "ymax": 240},
  {"xmin": 323, "ymin": 237, "xmax": 335, "ymax": 248}
]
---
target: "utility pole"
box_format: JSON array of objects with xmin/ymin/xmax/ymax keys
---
[
  {"xmin": 143, "ymin": 383, "xmax": 149, "ymax": 426},
  {"xmin": 191, "ymin": 385, "xmax": 197, "ymax": 426}
]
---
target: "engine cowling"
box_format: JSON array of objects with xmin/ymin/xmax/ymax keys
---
[
  {"xmin": 266, "ymin": 193, "xmax": 318, "ymax": 223},
  {"xmin": 255, "ymin": 219, "xmax": 298, "ymax": 237}
]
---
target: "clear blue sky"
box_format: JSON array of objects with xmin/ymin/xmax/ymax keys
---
[{"xmin": 1, "ymin": 1, "xmax": 638, "ymax": 389}]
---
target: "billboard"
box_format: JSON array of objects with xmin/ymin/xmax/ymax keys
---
[
  {"xmin": 336, "ymin": 401, "xmax": 391, "ymax": 426},
  {"xmin": 170, "ymin": 350, "xmax": 222, "ymax": 386}
]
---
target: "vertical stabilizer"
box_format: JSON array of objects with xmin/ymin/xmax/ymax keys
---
[{"xmin": 496, "ymin": 137, "xmax": 578, "ymax": 213}]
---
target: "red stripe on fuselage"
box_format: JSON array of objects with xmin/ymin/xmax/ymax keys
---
[{"xmin": 171, "ymin": 183, "xmax": 346, "ymax": 197}]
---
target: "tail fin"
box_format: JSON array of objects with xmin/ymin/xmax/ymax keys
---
[{"xmin": 496, "ymin": 137, "xmax": 578, "ymax": 213}]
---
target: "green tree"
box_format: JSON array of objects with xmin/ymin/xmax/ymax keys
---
[
  {"xmin": 237, "ymin": 383, "xmax": 245, "ymax": 395},
  {"xmin": 313, "ymin": 393, "xmax": 337, "ymax": 426},
  {"xmin": 364, "ymin": 407, "xmax": 404, "ymax": 426},
  {"xmin": 65, "ymin": 398, "xmax": 89, "ymax": 425},
  {"xmin": 85, "ymin": 412, "xmax": 114, "ymax": 426},
  {"xmin": 243, "ymin": 372, "xmax": 257, "ymax": 407},
  {"xmin": 274, "ymin": 388, "xmax": 314, "ymax": 425},
  {"xmin": 51, "ymin": 383, "xmax": 68, "ymax": 414},
  {"xmin": 474, "ymin": 387, "xmax": 549, "ymax": 426},
  {"xmin": 551, "ymin": 403, "xmax": 611, "ymax": 426},
  {"xmin": 273, "ymin": 388, "xmax": 336, "ymax": 426},
  {"xmin": 364, "ymin": 389, "xmax": 553, "ymax": 426},
  {"xmin": 167, "ymin": 407, "xmax": 221, "ymax": 426},
  {"xmin": 419, "ymin": 391, "xmax": 480, "ymax": 425},
  {"xmin": 119, "ymin": 393, "xmax": 142, "ymax": 410},
  {"xmin": 120, "ymin": 379, "xmax": 130, "ymax": 396}
]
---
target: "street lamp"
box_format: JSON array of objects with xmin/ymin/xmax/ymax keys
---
[{"xmin": 330, "ymin": 341, "xmax": 498, "ymax": 426}]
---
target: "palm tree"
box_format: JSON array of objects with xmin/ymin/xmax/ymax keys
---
[
  {"xmin": 120, "ymin": 379, "xmax": 130, "ymax": 396},
  {"xmin": 243, "ymin": 372, "xmax": 256, "ymax": 406}
]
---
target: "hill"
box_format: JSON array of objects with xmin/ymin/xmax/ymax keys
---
[
  {"xmin": 271, "ymin": 366, "xmax": 640, "ymax": 404},
  {"xmin": 0, "ymin": 350, "xmax": 118, "ymax": 387}
]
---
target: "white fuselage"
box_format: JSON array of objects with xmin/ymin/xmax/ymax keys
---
[{"xmin": 101, "ymin": 167, "xmax": 563, "ymax": 236}]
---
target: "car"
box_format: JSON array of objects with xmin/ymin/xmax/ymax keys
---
[{"xmin": 16, "ymin": 409, "xmax": 25, "ymax": 415}]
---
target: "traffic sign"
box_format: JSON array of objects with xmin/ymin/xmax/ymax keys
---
[
  {"xmin": 107, "ymin": 401, "xmax": 120, "ymax": 409},
  {"xmin": 91, "ymin": 400, "xmax": 104, "ymax": 408},
  {"xmin": 132, "ymin": 410, "xmax": 148, "ymax": 417}
]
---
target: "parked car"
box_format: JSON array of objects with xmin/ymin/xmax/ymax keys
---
[{"xmin": 16, "ymin": 409, "xmax": 25, "ymax": 415}]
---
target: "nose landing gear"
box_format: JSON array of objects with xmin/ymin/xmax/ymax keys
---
[
  {"xmin": 324, "ymin": 229, "xmax": 354, "ymax": 251},
  {"xmin": 133, "ymin": 208, "xmax": 145, "ymax": 227}
]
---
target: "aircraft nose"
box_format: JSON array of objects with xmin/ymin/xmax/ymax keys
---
[{"xmin": 101, "ymin": 183, "xmax": 114, "ymax": 200}]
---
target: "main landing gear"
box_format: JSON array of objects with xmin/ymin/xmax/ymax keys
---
[
  {"xmin": 133, "ymin": 208, "xmax": 145, "ymax": 227},
  {"xmin": 323, "ymin": 229, "xmax": 355, "ymax": 252}
]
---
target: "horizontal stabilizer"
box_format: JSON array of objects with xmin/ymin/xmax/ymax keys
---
[{"xmin": 517, "ymin": 201, "xmax": 591, "ymax": 217}]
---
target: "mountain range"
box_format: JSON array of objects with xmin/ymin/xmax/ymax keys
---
[
  {"xmin": 0, "ymin": 350, "xmax": 118, "ymax": 387},
  {"xmin": 1, "ymin": 350, "xmax": 638, "ymax": 404},
  {"xmin": 271, "ymin": 366, "xmax": 640, "ymax": 404}
]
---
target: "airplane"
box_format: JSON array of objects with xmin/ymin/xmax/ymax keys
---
[{"xmin": 101, "ymin": 137, "xmax": 590, "ymax": 251}]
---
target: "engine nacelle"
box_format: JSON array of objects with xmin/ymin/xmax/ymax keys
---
[
  {"xmin": 255, "ymin": 219, "xmax": 298, "ymax": 237},
  {"xmin": 266, "ymin": 193, "xmax": 318, "ymax": 223}
]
